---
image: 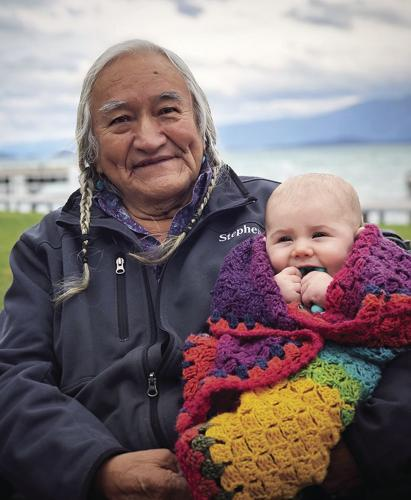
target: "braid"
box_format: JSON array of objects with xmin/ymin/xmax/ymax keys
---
[
  {"xmin": 54, "ymin": 167, "xmax": 94, "ymax": 304},
  {"xmin": 79, "ymin": 168, "xmax": 93, "ymax": 261},
  {"xmin": 130, "ymin": 162, "xmax": 219, "ymax": 265},
  {"xmin": 185, "ymin": 168, "xmax": 216, "ymax": 233}
]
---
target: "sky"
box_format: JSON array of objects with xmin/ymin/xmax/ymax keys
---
[{"xmin": 1, "ymin": 0, "xmax": 411, "ymax": 149}]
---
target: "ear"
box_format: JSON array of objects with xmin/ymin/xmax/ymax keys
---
[{"xmin": 355, "ymin": 226, "xmax": 365, "ymax": 239}]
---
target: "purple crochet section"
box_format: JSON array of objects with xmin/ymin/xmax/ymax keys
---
[
  {"xmin": 211, "ymin": 224, "xmax": 410, "ymax": 328},
  {"xmin": 214, "ymin": 334, "xmax": 300, "ymax": 377},
  {"xmin": 326, "ymin": 224, "xmax": 411, "ymax": 319},
  {"xmin": 210, "ymin": 235, "xmax": 297, "ymax": 330}
]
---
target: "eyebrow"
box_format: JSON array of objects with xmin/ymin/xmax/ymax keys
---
[
  {"xmin": 98, "ymin": 100, "xmax": 128, "ymax": 113},
  {"xmin": 155, "ymin": 91, "xmax": 185, "ymax": 106},
  {"xmin": 98, "ymin": 92, "xmax": 184, "ymax": 114}
]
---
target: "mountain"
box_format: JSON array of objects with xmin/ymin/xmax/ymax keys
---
[
  {"xmin": 0, "ymin": 151, "xmax": 15, "ymax": 159},
  {"xmin": 1, "ymin": 96, "xmax": 410, "ymax": 158},
  {"xmin": 217, "ymin": 95, "xmax": 411, "ymax": 150},
  {"xmin": 0, "ymin": 139, "xmax": 75, "ymax": 161}
]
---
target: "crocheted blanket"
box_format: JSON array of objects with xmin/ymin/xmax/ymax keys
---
[{"xmin": 175, "ymin": 224, "xmax": 411, "ymax": 500}]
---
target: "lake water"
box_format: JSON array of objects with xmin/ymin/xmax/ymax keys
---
[
  {"xmin": 222, "ymin": 143, "xmax": 411, "ymax": 224},
  {"xmin": 222, "ymin": 143, "xmax": 411, "ymax": 202},
  {"xmin": 1, "ymin": 143, "xmax": 410, "ymax": 222}
]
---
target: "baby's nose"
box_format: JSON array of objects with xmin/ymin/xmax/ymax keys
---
[{"xmin": 291, "ymin": 240, "xmax": 314, "ymax": 257}]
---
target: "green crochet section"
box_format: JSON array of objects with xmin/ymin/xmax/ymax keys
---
[
  {"xmin": 317, "ymin": 343, "xmax": 381, "ymax": 400},
  {"xmin": 291, "ymin": 354, "xmax": 361, "ymax": 426}
]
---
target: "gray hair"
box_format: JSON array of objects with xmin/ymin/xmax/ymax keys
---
[{"xmin": 55, "ymin": 39, "xmax": 224, "ymax": 303}]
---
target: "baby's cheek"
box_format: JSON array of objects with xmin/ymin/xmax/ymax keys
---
[{"xmin": 267, "ymin": 247, "xmax": 285, "ymax": 273}]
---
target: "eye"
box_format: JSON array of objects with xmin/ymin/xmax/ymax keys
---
[
  {"xmin": 277, "ymin": 235, "xmax": 292, "ymax": 243},
  {"xmin": 159, "ymin": 106, "xmax": 178, "ymax": 115},
  {"xmin": 110, "ymin": 115, "xmax": 131, "ymax": 126},
  {"xmin": 312, "ymin": 231, "xmax": 328, "ymax": 238}
]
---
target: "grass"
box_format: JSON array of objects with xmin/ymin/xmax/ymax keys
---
[
  {"xmin": 0, "ymin": 212, "xmax": 43, "ymax": 306},
  {"xmin": 0, "ymin": 212, "xmax": 410, "ymax": 308},
  {"xmin": 380, "ymin": 224, "xmax": 411, "ymax": 240}
]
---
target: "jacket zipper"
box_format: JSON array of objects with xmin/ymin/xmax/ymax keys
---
[
  {"xmin": 141, "ymin": 265, "xmax": 169, "ymax": 447},
  {"xmin": 147, "ymin": 372, "xmax": 158, "ymax": 397},
  {"xmin": 115, "ymin": 255, "xmax": 129, "ymax": 341}
]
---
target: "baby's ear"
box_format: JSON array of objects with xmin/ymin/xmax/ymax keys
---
[{"xmin": 355, "ymin": 226, "xmax": 365, "ymax": 239}]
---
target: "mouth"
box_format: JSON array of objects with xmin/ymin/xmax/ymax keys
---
[
  {"xmin": 298, "ymin": 265, "xmax": 327, "ymax": 277},
  {"xmin": 133, "ymin": 155, "xmax": 175, "ymax": 169}
]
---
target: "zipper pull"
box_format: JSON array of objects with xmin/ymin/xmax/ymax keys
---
[
  {"xmin": 115, "ymin": 257, "xmax": 125, "ymax": 274},
  {"xmin": 147, "ymin": 371, "xmax": 159, "ymax": 398}
]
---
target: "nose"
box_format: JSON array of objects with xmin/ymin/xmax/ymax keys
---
[
  {"xmin": 291, "ymin": 238, "xmax": 314, "ymax": 258},
  {"xmin": 132, "ymin": 114, "xmax": 167, "ymax": 153}
]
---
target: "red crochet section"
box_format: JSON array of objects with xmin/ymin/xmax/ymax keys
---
[
  {"xmin": 290, "ymin": 292, "xmax": 411, "ymax": 347},
  {"xmin": 325, "ymin": 224, "xmax": 411, "ymax": 319},
  {"xmin": 175, "ymin": 425, "xmax": 221, "ymax": 500},
  {"xmin": 208, "ymin": 317, "xmax": 298, "ymax": 338},
  {"xmin": 176, "ymin": 319, "xmax": 324, "ymax": 434},
  {"xmin": 181, "ymin": 334, "xmax": 218, "ymax": 403}
]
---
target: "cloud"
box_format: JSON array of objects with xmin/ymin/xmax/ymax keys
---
[
  {"xmin": 0, "ymin": 0, "xmax": 410, "ymax": 147},
  {"xmin": 286, "ymin": 0, "xmax": 411, "ymax": 30},
  {"xmin": 167, "ymin": 0, "xmax": 228, "ymax": 17},
  {"xmin": 286, "ymin": 1, "xmax": 351, "ymax": 29},
  {"xmin": 0, "ymin": 15, "xmax": 30, "ymax": 33},
  {"xmin": 0, "ymin": 0, "xmax": 47, "ymax": 6},
  {"xmin": 171, "ymin": 0, "xmax": 203, "ymax": 17},
  {"xmin": 210, "ymin": 94, "xmax": 362, "ymax": 125}
]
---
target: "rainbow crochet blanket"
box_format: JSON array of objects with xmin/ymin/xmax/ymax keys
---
[{"xmin": 175, "ymin": 224, "xmax": 411, "ymax": 500}]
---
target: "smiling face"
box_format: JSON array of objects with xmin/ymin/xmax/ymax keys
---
[
  {"xmin": 90, "ymin": 51, "xmax": 204, "ymax": 218},
  {"xmin": 265, "ymin": 193, "xmax": 359, "ymax": 276}
]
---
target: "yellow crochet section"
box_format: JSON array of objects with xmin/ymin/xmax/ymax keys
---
[{"xmin": 206, "ymin": 378, "xmax": 344, "ymax": 499}]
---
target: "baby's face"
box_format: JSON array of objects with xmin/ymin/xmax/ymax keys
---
[{"xmin": 265, "ymin": 200, "xmax": 358, "ymax": 276}]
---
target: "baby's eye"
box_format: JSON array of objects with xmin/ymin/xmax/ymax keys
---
[
  {"xmin": 277, "ymin": 235, "xmax": 292, "ymax": 243},
  {"xmin": 312, "ymin": 231, "xmax": 328, "ymax": 238},
  {"xmin": 110, "ymin": 115, "xmax": 131, "ymax": 125}
]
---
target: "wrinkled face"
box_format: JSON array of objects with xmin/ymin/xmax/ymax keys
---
[
  {"xmin": 90, "ymin": 52, "xmax": 204, "ymax": 214},
  {"xmin": 265, "ymin": 199, "xmax": 358, "ymax": 276}
]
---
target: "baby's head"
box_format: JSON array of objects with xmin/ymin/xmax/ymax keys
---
[{"xmin": 265, "ymin": 173, "xmax": 363, "ymax": 276}]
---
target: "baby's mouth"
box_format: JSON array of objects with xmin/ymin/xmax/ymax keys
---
[{"xmin": 298, "ymin": 266, "xmax": 327, "ymax": 277}]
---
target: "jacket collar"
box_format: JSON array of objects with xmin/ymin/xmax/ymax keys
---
[{"xmin": 57, "ymin": 166, "xmax": 255, "ymax": 236}]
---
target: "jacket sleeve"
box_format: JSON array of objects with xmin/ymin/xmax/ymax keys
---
[
  {"xmin": 344, "ymin": 350, "xmax": 411, "ymax": 487},
  {"xmin": 0, "ymin": 236, "xmax": 127, "ymax": 500}
]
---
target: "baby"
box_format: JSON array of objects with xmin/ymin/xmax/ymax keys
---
[
  {"xmin": 176, "ymin": 174, "xmax": 411, "ymax": 500},
  {"xmin": 265, "ymin": 173, "xmax": 363, "ymax": 310}
]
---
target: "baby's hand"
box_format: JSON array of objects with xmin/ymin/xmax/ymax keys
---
[
  {"xmin": 274, "ymin": 267, "xmax": 302, "ymax": 304},
  {"xmin": 301, "ymin": 271, "xmax": 332, "ymax": 309}
]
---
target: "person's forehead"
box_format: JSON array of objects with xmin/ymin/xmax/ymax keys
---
[
  {"xmin": 266, "ymin": 197, "xmax": 346, "ymax": 227},
  {"xmin": 92, "ymin": 52, "xmax": 190, "ymax": 101}
]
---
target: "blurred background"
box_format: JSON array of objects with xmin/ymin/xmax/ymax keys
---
[{"xmin": 1, "ymin": 0, "xmax": 411, "ymax": 203}]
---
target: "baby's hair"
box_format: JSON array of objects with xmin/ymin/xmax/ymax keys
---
[{"xmin": 266, "ymin": 173, "xmax": 363, "ymax": 228}]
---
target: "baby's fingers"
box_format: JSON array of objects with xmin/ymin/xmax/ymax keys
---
[{"xmin": 283, "ymin": 266, "xmax": 302, "ymax": 277}]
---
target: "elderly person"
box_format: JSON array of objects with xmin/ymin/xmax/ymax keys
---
[{"xmin": 0, "ymin": 40, "xmax": 410, "ymax": 500}]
